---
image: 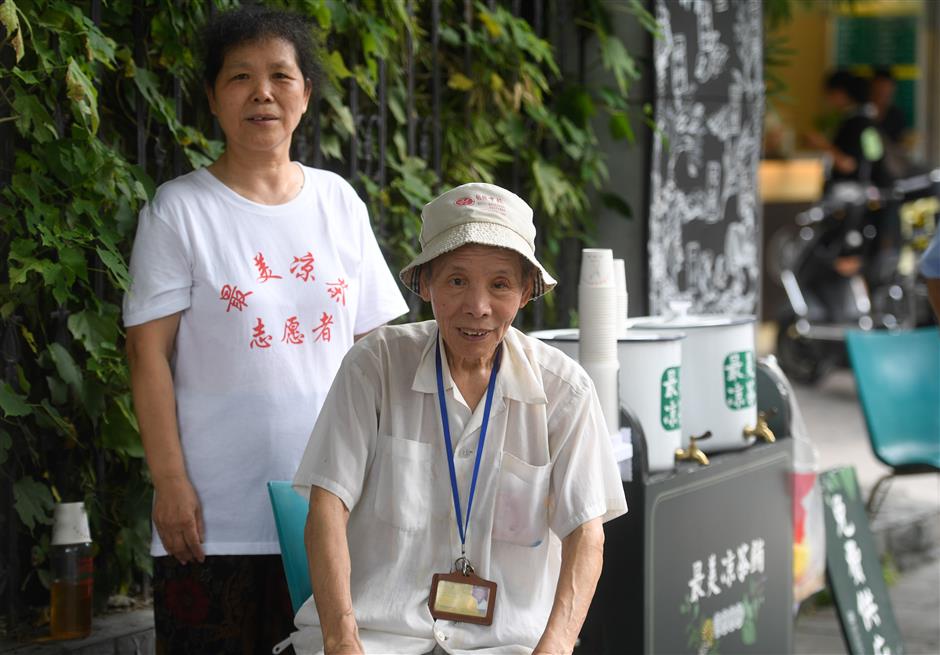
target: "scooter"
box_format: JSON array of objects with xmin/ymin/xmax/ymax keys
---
[{"xmin": 771, "ymin": 169, "xmax": 940, "ymax": 385}]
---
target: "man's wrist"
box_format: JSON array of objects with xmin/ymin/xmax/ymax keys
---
[
  {"xmin": 322, "ymin": 612, "xmax": 360, "ymax": 651},
  {"xmin": 534, "ymin": 628, "xmax": 573, "ymax": 655}
]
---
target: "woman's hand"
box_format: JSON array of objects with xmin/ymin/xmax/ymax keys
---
[
  {"xmin": 152, "ymin": 474, "xmax": 205, "ymax": 564},
  {"xmin": 127, "ymin": 313, "xmax": 202, "ymax": 563}
]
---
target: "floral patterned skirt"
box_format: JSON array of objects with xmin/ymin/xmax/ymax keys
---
[{"xmin": 153, "ymin": 554, "xmax": 295, "ymax": 654}]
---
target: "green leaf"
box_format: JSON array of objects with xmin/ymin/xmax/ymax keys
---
[
  {"xmin": 96, "ymin": 245, "xmax": 131, "ymax": 291},
  {"xmin": 47, "ymin": 375, "xmax": 67, "ymax": 406},
  {"xmin": 12, "ymin": 92, "xmax": 58, "ymax": 143},
  {"xmin": 324, "ymin": 91, "xmax": 355, "ymax": 136},
  {"xmin": 448, "ymin": 73, "xmax": 474, "ymax": 91},
  {"xmin": 599, "ymin": 34, "xmax": 639, "ymax": 94},
  {"xmin": 600, "ymin": 192, "xmax": 633, "ymax": 219},
  {"xmin": 59, "ymin": 247, "xmax": 88, "ymax": 283},
  {"xmin": 557, "ymin": 87, "xmax": 595, "ymax": 127},
  {"xmin": 85, "ymin": 25, "xmax": 117, "ymax": 65},
  {"xmin": 48, "ymin": 343, "xmax": 83, "ymax": 398},
  {"xmin": 326, "ymin": 50, "xmax": 352, "ymax": 79},
  {"xmin": 0, "ymin": 382, "xmax": 31, "ymax": 417},
  {"xmin": 13, "ymin": 476, "xmax": 55, "ymax": 532},
  {"xmin": 608, "ymin": 111, "xmax": 635, "ymax": 143},
  {"xmin": 387, "ymin": 93, "xmax": 405, "ymax": 125},
  {"xmin": 65, "ymin": 58, "xmax": 99, "ymax": 133},
  {"xmin": 0, "ymin": 0, "xmax": 24, "ymax": 62},
  {"xmin": 101, "ymin": 397, "xmax": 143, "ymax": 458},
  {"xmin": 69, "ymin": 306, "xmax": 120, "ymax": 359},
  {"xmin": 11, "ymin": 66, "xmax": 38, "ymax": 84}
]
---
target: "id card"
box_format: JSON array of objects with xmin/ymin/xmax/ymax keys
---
[{"xmin": 428, "ymin": 572, "xmax": 497, "ymax": 625}]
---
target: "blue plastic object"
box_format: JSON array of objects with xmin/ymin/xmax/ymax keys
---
[
  {"xmin": 845, "ymin": 328, "xmax": 940, "ymax": 475},
  {"xmin": 267, "ymin": 480, "xmax": 312, "ymax": 614}
]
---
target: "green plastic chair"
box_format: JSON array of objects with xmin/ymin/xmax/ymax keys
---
[
  {"xmin": 267, "ymin": 480, "xmax": 312, "ymax": 614},
  {"xmin": 844, "ymin": 327, "xmax": 940, "ymax": 512}
]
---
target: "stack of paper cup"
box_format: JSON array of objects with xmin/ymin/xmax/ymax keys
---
[
  {"xmin": 579, "ymin": 248, "xmax": 619, "ymax": 436},
  {"xmin": 613, "ymin": 258, "xmax": 628, "ymax": 333}
]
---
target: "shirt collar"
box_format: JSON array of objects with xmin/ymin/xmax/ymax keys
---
[{"xmin": 411, "ymin": 325, "xmax": 547, "ymax": 406}]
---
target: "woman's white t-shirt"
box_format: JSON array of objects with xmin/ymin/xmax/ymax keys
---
[{"xmin": 123, "ymin": 165, "xmax": 408, "ymax": 556}]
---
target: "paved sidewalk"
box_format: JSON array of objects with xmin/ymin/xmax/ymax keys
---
[
  {"xmin": 789, "ymin": 368, "xmax": 940, "ymax": 654},
  {"xmin": 795, "ymin": 556, "xmax": 940, "ymax": 654}
]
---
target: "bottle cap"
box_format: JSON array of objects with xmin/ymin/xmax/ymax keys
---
[{"xmin": 51, "ymin": 502, "xmax": 92, "ymax": 545}]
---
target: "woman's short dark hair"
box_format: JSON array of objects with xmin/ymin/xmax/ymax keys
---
[{"xmin": 201, "ymin": 5, "xmax": 320, "ymax": 88}]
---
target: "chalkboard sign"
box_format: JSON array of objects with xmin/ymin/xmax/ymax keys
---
[
  {"xmin": 648, "ymin": 0, "xmax": 763, "ymax": 316},
  {"xmin": 820, "ymin": 467, "xmax": 904, "ymax": 655}
]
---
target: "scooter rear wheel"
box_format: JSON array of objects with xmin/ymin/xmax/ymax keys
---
[{"xmin": 775, "ymin": 321, "xmax": 831, "ymax": 386}]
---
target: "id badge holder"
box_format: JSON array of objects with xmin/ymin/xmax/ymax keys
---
[{"xmin": 428, "ymin": 569, "xmax": 497, "ymax": 626}]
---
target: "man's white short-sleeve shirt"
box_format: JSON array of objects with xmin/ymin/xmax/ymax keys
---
[{"xmin": 292, "ymin": 321, "xmax": 627, "ymax": 654}]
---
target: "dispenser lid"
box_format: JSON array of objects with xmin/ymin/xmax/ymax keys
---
[
  {"xmin": 629, "ymin": 300, "xmax": 755, "ymax": 330},
  {"xmin": 528, "ymin": 328, "xmax": 684, "ymax": 343}
]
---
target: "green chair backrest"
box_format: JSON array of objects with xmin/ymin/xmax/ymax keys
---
[
  {"xmin": 845, "ymin": 327, "xmax": 940, "ymax": 469},
  {"xmin": 267, "ymin": 480, "xmax": 312, "ymax": 614}
]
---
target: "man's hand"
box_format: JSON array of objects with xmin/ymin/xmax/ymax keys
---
[{"xmin": 152, "ymin": 474, "xmax": 205, "ymax": 564}]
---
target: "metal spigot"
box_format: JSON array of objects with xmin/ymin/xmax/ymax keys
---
[
  {"xmin": 744, "ymin": 411, "xmax": 776, "ymax": 443},
  {"xmin": 675, "ymin": 431, "xmax": 712, "ymax": 466}
]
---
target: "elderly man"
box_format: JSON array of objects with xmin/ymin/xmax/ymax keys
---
[{"xmin": 291, "ymin": 183, "xmax": 627, "ymax": 655}]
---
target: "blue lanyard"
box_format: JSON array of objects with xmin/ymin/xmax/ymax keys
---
[{"xmin": 435, "ymin": 336, "xmax": 502, "ymax": 555}]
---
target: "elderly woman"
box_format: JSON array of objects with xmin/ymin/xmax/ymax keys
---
[
  {"xmin": 123, "ymin": 6, "xmax": 407, "ymax": 652},
  {"xmin": 292, "ymin": 183, "xmax": 627, "ymax": 654}
]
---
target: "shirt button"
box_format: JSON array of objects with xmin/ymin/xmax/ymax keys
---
[
  {"xmin": 459, "ymin": 448, "xmax": 474, "ymax": 458},
  {"xmin": 436, "ymin": 630, "xmax": 447, "ymax": 641}
]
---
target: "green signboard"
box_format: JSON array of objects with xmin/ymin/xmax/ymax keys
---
[
  {"xmin": 724, "ymin": 351, "xmax": 756, "ymax": 410},
  {"xmin": 820, "ymin": 467, "xmax": 904, "ymax": 655},
  {"xmin": 835, "ymin": 15, "xmax": 918, "ymax": 130},
  {"xmin": 660, "ymin": 366, "xmax": 680, "ymax": 430}
]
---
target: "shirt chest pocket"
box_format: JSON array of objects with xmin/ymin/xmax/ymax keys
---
[
  {"xmin": 492, "ymin": 452, "xmax": 551, "ymax": 547},
  {"xmin": 374, "ymin": 436, "xmax": 432, "ymax": 532}
]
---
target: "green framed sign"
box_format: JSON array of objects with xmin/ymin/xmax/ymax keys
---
[{"xmin": 820, "ymin": 467, "xmax": 904, "ymax": 655}]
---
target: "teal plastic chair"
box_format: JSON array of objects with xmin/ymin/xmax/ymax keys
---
[
  {"xmin": 267, "ymin": 480, "xmax": 313, "ymax": 614},
  {"xmin": 845, "ymin": 327, "xmax": 940, "ymax": 511}
]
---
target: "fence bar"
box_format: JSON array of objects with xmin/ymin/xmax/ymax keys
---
[
  {"xmin": 406, "ymin": 1, "xmax": 416, "ymax": 157},
  {"xmin": 173, "ymin": 77, "xmax": 184, "ymax": 177},
  {"xmin": 133, "ymin": 10, "xmax": 147, "ymax": 173},
  {"xmin": 377, "ymin": 59, "xmax": 388, "ymax": 232},
  {"xmin": 431, "ymin": 0, "xmax": 442, "ymax": 178},
  {"xmin": 1, "ymin": 317, "xmax": 21, "ymax": 631},
  {"xmin": 348, "ymin": 50, "xmax": 359, "ymax": 178},
  {"xmin": 464, "ymin": 0, "xmax": 473, "ymax": 129},
  {"xmin": 311, "ymin": 84, "xmax": 322, "ymax": 168}
]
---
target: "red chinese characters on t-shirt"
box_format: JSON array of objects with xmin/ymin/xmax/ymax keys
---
[
  {"xmin": 290, "ymin": 251, "xmax": 316, "ymax": 282},
  {"xmin": 326, "ymin": 278, "xmax": 348, "ymax": 306},
  {"xmin": 250, "ymin": 317, "xmax": 273, "ymax": 349},
  {"xmin": 281, "ymin": 315, "xmax": 305, "ymax": 345},
  {"xmin": 254, "ymin": 252, "xmax": 283, "ymax": 283},
  {"xmin": 311, "ymin": 312, "xmax": 333, "ymax": 343},
  {"xmin": 220, "ymin": 284, "xmax": 253, "ymax": 312}
]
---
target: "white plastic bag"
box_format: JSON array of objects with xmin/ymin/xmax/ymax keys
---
[{"xmin": 764, "ymin": 356, "xmax": 827, "ymax": 603}]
